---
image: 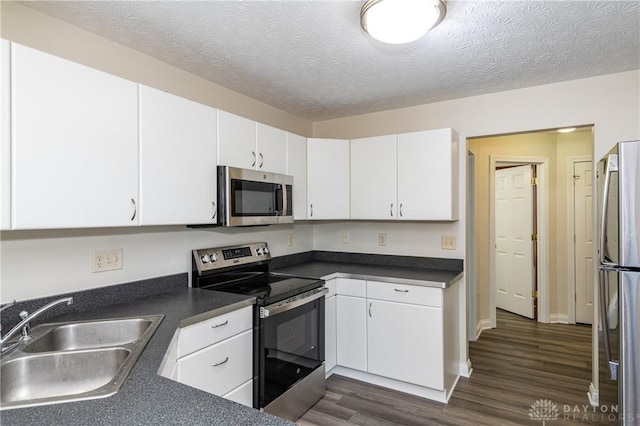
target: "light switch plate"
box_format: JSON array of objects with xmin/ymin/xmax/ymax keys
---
[{"xmin": 441, "ymin": 236, "xmax": 456, "ymax": 250}]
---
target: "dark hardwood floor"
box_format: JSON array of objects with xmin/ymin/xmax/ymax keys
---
[{"xmin": 298, "ymin": 310, "xmax": 613, "ymax": 425}]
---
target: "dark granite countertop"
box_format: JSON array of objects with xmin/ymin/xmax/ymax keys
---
[
  {"xmin": 0, "ymin": 288, "xmax": 292, "ymax": 426},
  {"xmin": 272, "ymin": 261, "xmax": 463, "ymax": 288}
]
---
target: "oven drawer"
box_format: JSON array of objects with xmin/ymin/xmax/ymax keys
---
[
  {"xmin": 177, "ymin": 329, "xmax": 253, "ymax": 397},
  {"xmin": 178, "ymin": 305, "xmax": 253, "ymax": 357},
  {"xmin": 366, "ymin": 281, "xmax": 442, "ymax": 307}
]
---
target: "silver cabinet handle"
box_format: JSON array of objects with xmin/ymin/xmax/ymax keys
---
[
  {"xmin": 130, "ymin": 198, "xmax": 137, "ymax": 221},
  {"xmin": 210, "ymin": 320, "xmax": 228, "ymax": 329},
  {"xmin": 368, "ymin": 302, "xmax": 372, "ymax": 317},
  {"xmin": 259, "ymin": 152, "xmax": 264, "ymax": 168},
  {"xmin": 394, "ymin": 289, "xmax": 409, "ymax": 293},
  {"xmin": 400, "ymin": 203, "xmax": 403, "ymax": 217},
  {"xmin": 251, "ymin": 151, "xmax": 256, "ymax": 167},
  {"xmin": 212, "ymin": 201, "xmax": 217, "ymax": 220},
  {"xmin": 310, "ymin": 204, "xmax": 313, "ymax": 217},
  {"xmin": 211, "ymin": 356, "xmax": 229, "ymax": 367},
  {"xmin": 390, "ymin": 203, "xmax": 393, "ymax": 217}
]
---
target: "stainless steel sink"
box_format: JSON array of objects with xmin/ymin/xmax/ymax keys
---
[
  {"xmin": 1, "ymin": 348, "xmax": 130, "ymax": 404},
  {"xmin": 22, "ymin": 317, "xmax": 158, "ymax": 353},
  {"xmin": 0, "ymin": 314, "xmax": 163, "ymax": 410}
]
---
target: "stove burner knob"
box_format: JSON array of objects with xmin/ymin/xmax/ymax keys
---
[
  {"xmin": 210, "ymin": 253, "xmax": 218, "ymax": 262},
  {"xmin": 256, "ymin": 248, "xmax": 264, "ymax": 255},
  {"xmin": 201, "ymin": 254, "xmax": 211, "ymax": 263},
  {"xmin": 263, "ymin": 247, "xmax": 269, "ymax": 254}
]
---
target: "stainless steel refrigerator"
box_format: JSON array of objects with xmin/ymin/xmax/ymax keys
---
[{"xmin": 598, "ymin": 140, "xmax": 640, "ymax": 425}]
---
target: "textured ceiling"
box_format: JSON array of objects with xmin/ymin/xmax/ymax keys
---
[{"xmin": 23, "ymin": 1, "xmax": 640, "ymax": 121}]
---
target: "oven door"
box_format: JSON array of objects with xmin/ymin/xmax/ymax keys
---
[{"xmin": 258, "ymin": 288, "xmax": 327, "ymax": 412}]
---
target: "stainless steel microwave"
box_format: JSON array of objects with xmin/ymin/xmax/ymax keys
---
[{"xmin": 217, "ymin": 166, "xmax": 293, "ymax": 227}]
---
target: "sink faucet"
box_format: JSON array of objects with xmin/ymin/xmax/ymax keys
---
[{"xmin": 0, "ymin": 297, "xmax": 73, "ymax": 350}]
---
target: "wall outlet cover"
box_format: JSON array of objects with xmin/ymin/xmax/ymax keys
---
[{"xmin": 93, "ymin": 248, "xmax": 123, "ymax": 272}]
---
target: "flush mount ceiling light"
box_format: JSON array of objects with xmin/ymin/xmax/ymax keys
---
[{"xmin": 361, "ymin": 0, "xmax": 446, "ymax": 44}]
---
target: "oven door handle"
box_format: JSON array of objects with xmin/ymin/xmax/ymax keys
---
[{"xmin": 260, "ymin": 287, "xmax": 328, "ymax": 318}]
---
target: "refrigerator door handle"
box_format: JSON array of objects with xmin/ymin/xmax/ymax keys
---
[
  {"xmin": 598, "ymin": 269, "xmax": 618, "ymax": 380},
  {"xmin": 599, "ymin": 154, "xmax": 618, "ymax": 267}
]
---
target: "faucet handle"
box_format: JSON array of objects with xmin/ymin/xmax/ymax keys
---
[{"xmin": 19, "ymin": 311, "xmax": 29, "ymax": 320}]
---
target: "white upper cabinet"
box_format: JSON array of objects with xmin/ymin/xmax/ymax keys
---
[
  {"xmin": 139, "ymin": 85, "xmax": 217, "ymax": 225},
  {"xmin": 286, "ymin": 132, "xmax": 307, "ymax": 220},
  {"xmin": 307, "ymin": 138, "xmax": 350, "ymax": 220},
  {"xmin": 397, "ymin": 128, "xmax": 458, "ymax": 220},
  {"xmin": 217, "ymin": 110, "xmax": 286, "ymax": 173},
  {"xmin": 1, "ymin": 39, "xmax": 10, "ymax": 230},
  {"xmin": 11, "ymin": 43, "xmax": 139, "ymax": 229},
  {"xmin": 217, "ymin": 110, "xmax": 256, "ymax": 170},
  {"xmin": 256, "ymin": 123, "xmax": 286, "ymax": 174},
  {"xmin": 350, "ymin": 135, "xmax": 397, "ymax": 220}
]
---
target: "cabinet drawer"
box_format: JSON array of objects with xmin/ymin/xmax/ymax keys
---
[
  {"xmin": 178, "ymin": 306, "xmax": 252, "ymax": 357},
  {"xmin": 336, "ymin": 278, "xmax": 366, "ymax": 297},
  {"xmin": 177, "ymin": 330, "xmax": 252, "ymax": 397},
  {"xmin": 324, "ymin": 279, "xmax": 337, "ymax": 297},
  {"xmin": 366, "ymin": 281, "xmax": 442, "ymax": 308},
  {"xmin": 223, "ymin": 379, "xmax": 253, "ymax": 407}
]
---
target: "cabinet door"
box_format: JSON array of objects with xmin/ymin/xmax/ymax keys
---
[
  {"xmin": 397, "ymin": 129, "xmax": 458, "ymax": 220},
  {"xmin": 256, "ymin": 123, "xmax": 286, "ymax": 173},
  {"xmin": 1, "ymin": 39, "xmax": 10, "ymax": 230},
  {"xmin": 139, "ymin": 85, "xmax": 217, "ymax": 225},
  {"xmin": 286, "ymin": 132, "xmax": 307, "ymax": 220},
  {"xmin": 11, "ymin": 43, "xmax": 138, "ymax": 229},
  {"xmin": 367, "ymin": 299, "xmax": 444, "ymax": 390},
  {"xmin": 307, "ymin": 138, "xmax": 350, "ymax": 220},
  {"xmin": 325, "ymin": 295, "xmax": 337, "ymax": 373},
  {"xmin": 217, "ymin": 110, "xmax": 256, "ymax": 170},
  {"xmin": 223, "ymin": 379, "xmax": 253, "ymax": 407},
  {"xmin": 177, "ymin": 329, "xmax": 253, "ymax": 396},
  {"xmin": 336, "ymin": 295, "xmax": 367, "ymax": 371},
  {"xmin": 351, "ymin": 135, "xmax": 397, "ymax": 219}
]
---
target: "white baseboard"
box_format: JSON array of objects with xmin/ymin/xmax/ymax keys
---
[
  {"xmin": 459, "ymin": 359, "xmax": 473, "ymax": 377},
  {"xmin": 333, "ymin": 366, "xmax": 450, "ymax": 403},
  {"xmin": 588, "ymin": 382, "xmax": 599, "ymax": 406},
  {"xmin": 475, "ymin": 319, "xmax": 491, "ymax": 339},
  {"xmin": 550, "ymin": 313, "xmax": 569, "ymax": 324}
]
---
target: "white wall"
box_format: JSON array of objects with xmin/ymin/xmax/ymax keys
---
[{"xmin": 0, "ymin": 225, "xmax": 313, "ymax": 302}]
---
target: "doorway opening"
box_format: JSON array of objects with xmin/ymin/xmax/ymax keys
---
[{"xmin": 467, "ymin": 126, "xmax": 593, "ymax": 334}]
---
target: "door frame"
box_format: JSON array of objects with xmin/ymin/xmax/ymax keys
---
[
  {"xmin": 489, "ymin": 155, "xmax": 550, "ymax": 326},
  {"xmin": 567, "ymin": 155, "xmax": 593, "ymax": 324}
]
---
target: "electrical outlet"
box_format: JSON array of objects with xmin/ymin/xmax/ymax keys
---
[
  {"xmin": 93, "ymin": 249, "xmax": 123, "ymax": 273},
  {"xmin": 378, "ymin": 233, "xmax": 387, "ymax": 246},
  {"xmin": 341, "ymin": 231, "xmax": 350, "ymax": 244},
  {"xmin": 287, "ymin": 233, "xmax": 294, "ymax": 246},
  {"xmin": 441, "ymin": 236, "xmax": 456, "ymax": 250}
]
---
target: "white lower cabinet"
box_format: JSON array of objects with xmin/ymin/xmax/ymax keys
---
[
  {"xmin": 223, "ymin": 379, "xmax": 253, "ymax": 406},
  {"xmin": 177, "ymin": 330, "xmax": 252, "ymax": 396},
  {"xmin": 367, "ymin": 299, "xmax": 443, "ymax": 390},
  {"xmin": 163, "ymin": 306, "xmax": 253, "ymax": 407},
  {"xmin": 330, "ymin": 277, "xmax": 457, "ymax": 402}
]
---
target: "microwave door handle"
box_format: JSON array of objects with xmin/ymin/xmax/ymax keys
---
[{"xmin": 599, "ymin": 155, "xmax": 618, "ymax": 267}]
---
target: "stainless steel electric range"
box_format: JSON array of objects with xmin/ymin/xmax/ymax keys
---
[{"xmin": 192, "ymin": 242, "xmax": 326, "ymax": 421}]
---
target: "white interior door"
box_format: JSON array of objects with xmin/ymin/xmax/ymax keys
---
[
  {"xmin": 495, "ymin": 165, "xmax": 535, "ymax": 318},
  {"xmin": 574, "ymin": 160, "xmax": 594, "ymax": 324}
]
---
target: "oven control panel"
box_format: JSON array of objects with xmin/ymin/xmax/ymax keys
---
[{"xmin": 193, "ymin": 242, "xmax": 271, "ymax": 274}]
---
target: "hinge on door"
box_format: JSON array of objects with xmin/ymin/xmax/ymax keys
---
[
  {"xmin": 532, "ymin": 290, "xmax": 538, "ymax": 298},
  {"xmin": 531, "ymin": 177, "xmax": 538, "ymax": 185},
  {"xmin": 531, "ymin": 233, "xmax": 538, "ymax": 241}
]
